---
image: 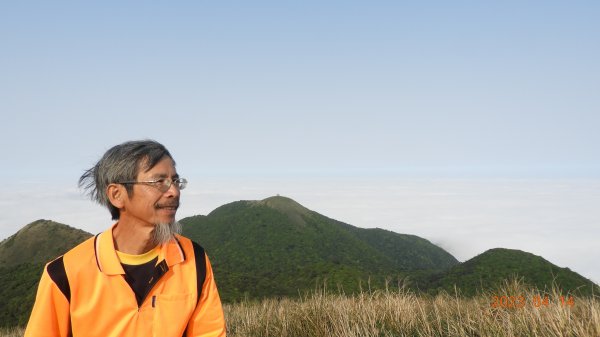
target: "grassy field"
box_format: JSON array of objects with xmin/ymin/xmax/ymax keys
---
[
  {"xmin": 225, "ymin": 279, "xmax": 599, "ymax": 337},
  {"xmin": 4, "ymin": 280, "xmax": 598, "ymax": 337}
]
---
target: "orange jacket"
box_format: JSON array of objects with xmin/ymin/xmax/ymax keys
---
[{"xmin": 24, "ymin": 227, "xmax": 226, "ymax": 337}]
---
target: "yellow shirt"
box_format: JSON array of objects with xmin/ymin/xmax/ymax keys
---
[{"xmin": 116, "ymin": 246, "xmax": 160, "ymax": 265}]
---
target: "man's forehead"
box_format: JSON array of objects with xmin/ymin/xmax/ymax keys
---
[{"xmin": 137, "ymin": 156, "xmax": 177, "ymax": 175}]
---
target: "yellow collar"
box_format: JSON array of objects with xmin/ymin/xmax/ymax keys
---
[
  {"xmin": 116, "ymin": 246, "xmax": 160, "ymax": 265},
  {"xmin": 94, "ymin": 224, "xmax": 186, "ymax": 275}
]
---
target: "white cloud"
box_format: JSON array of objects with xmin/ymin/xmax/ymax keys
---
[{"xmin": 2, "ymin": 177, "xmax": 598, "ymax": 284}]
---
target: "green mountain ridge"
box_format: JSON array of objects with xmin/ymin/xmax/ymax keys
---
[
  {"xmin": 0, "ymin": 220, "xmax": 92, "ymax": 327},
  {"xmin": 422, "ymin": 247, "xmax": 600, "ymax": 296},
  {"xmin": 180, "ymin": 196, "xmax": 459, "ymax": 300},
  {"xmin": 1, "ymin": 196, "xmax": 598, "ymax": 328},
  {"xmin": 0, "ymin": 219, "xmax": 92, "ymax": 268}
]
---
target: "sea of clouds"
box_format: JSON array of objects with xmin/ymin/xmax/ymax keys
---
[{"xmin": 2, "ymin": 177, "xmax": 598, "ymax": 284}]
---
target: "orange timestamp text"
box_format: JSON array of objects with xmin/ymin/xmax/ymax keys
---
[{"xmin": 490, "ymin": 295, "xmax": 575, "ymax": 308}]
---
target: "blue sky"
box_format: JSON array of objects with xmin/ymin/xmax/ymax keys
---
[{"xmin": 1, "ymin": 2, "xmax": 599, "ymax": 282}]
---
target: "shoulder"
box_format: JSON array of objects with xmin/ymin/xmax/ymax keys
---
[
  {"xmin": 62, "ymin": 235, "xmax": 96, "ymax": 261},
  {"xmin": 174, "ymin": 235, "xmax": 205, "ymax": 259},
  {"xmin": 44, "ymin": 235, "xmax": 96, "ymax": 270},
  {"xmin": 58, "ymin": 235, "xmax": 98, "ymax": 275},
  {"xmin": 43, "ymin": 236, "xmax": 95, "ymax": 301}
]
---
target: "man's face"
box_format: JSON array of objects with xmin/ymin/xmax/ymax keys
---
[{"xmin": 121, "ymin": 156, "xmax": 181, "ymax": 228}]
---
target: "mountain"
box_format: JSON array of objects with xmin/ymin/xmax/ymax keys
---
[
  {"xmin": 2, "ymin": 198, "xmax": 598, "ymax": 328},
  {"xmin": 0, "ymin": 220, "xmax": 92, "ymax": 328},
  {"xmin": 0, "ymin": 219, "xmax": 92, "ymax": 268},
  {"xmin": 421, "ymin": 248, "xmax": 600, "ymax": 296},
  {"xmin": 180, "ymin": 196, "xmax": 459, "ymax": 301}
]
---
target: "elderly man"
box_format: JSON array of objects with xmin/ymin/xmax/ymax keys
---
[{"xmin": 25, "ymin": 140, "xmax": 226, "ymax": 337}]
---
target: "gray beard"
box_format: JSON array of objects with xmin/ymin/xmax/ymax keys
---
[{"xmin": 152, "ymin": 221, "xmax": 182, "ymax": 246}]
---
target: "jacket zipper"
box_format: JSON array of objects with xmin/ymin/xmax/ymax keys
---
[{"xmin": 138, "ymin": 260, "xmax": 169, "ymax": 309}]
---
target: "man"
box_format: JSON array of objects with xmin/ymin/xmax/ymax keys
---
[{"xmin": 25, "ymin": 140, "xmax": 226, "ymax": 337}]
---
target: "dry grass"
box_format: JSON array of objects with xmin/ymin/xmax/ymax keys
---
[
  {"xmin": 224, "ymin": 280, "xmax": 599, "ymax": 337},
  {"xmin": 0, "ymin": 327, "xmax": 23, "ymax": 337},
  {"xmin": 4, "ymin": 280, "xmax": 598, "ymax": 337}
]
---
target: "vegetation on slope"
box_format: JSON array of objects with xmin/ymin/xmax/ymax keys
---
[
  {"xmin": 421, "ymin": 248, "xmax": 600, "ymax": 296},
  {"xmin": 0, "ymin": 263, "xmax": 44, "ymax": 328},
  {"xmin": 0, "ymin": 220, "xmax": 91, "ymax": 328},
  {"xmin": 181, "ymin": 196, "xmax": 458, "ymax": 301},
  {"xmin": 0, "ymin": 219, "xmax": 92, "ymax": 268}
]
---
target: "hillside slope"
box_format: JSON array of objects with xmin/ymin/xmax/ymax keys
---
[
  {"xmin": 0, "ymin": 219, "xmax": 92, "ymax": 268},
  {"xmin": 422, "ymin": 248, "xmax": 599, "ymax": 296},
  {"xmin": 0, "ymin": 220, "xmax": 92, "ymax": 328},
  {"xmin": 181, "ymin": 195, "xmax": 458, "ymax": 301}
]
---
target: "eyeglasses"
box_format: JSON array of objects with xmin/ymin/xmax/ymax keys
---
[{"xmin": 117, "ymin": 178, "xmax": 188, "ymax": 193}]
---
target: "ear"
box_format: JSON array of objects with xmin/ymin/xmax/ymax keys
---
[{"xmin": 107, "ymin": 183, "xmax": 127, "ymax": 209}]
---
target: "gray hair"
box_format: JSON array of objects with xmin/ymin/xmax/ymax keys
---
[{"xmin": 79, "ymin": 140, "xmax": 175, "ymax": 220}]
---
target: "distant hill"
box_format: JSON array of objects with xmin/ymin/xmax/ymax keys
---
[
  {"xmin": 180, "ymin": 196, "xmax": 459, "ymax": 301},
  {"xmin": 0, "ymin": 220, "xmax": 91, "ymax": 328},
  {"xmin": 0, "ymin": 219, "xmax": 92, "ymax": 268},
  {"xmin": 420, "ymin": 248, "xmax": 600, "ymax": 296}
]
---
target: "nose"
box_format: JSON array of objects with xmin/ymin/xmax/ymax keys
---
[{"xmin": 164, "ymin": 181, "xmax": 181, "ymax": 197}]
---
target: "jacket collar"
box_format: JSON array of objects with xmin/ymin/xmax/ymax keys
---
[{"xmin": 94, "ymin": 224, "xmax": 186, "ymax": 275}]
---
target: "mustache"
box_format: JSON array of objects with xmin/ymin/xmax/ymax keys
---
[{"xmin": 155, "ymin": 201, "xmax": 180, "ymax": 208}]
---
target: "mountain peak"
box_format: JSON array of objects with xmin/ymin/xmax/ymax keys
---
[
  {"xmin": 251, "ymin": 195, "xmax": 313, "ymax": 227},
  {"xmin": 0, "ymin": 219, "xmax": 92, "ymax": 268},
  {"xmin": 21, "ymin": 218, "xmax": 55, "ymax": 231},
  {"xmin": 255, "ymin": 195, "xmax": 311, "ymax": 215},
  {"xmin": 1, "ymin": 219, "xmax": 64, "ymax": 244}
]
